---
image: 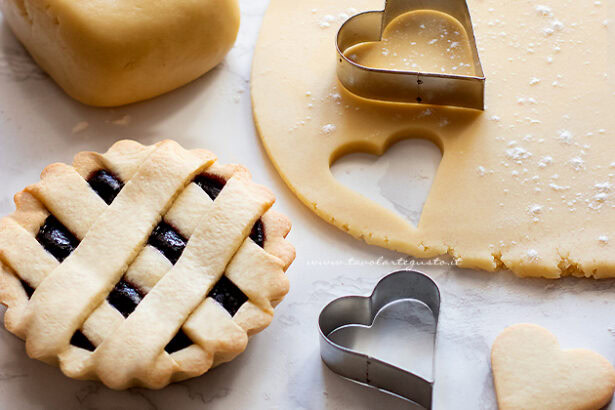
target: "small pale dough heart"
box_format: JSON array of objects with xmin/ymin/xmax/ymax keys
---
[{"xmin": 491, "ymin": 324, "xmax": 615, "ymax": 410}]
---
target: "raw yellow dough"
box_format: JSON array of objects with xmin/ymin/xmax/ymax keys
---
[
  {"xmin": 252, "ymin": 0, "xmax": 615, "ymax": 278},
  {"xmin": 1, "ymin": 0, "xmax": 240, "ymax": 106},
  {"xmin": 491, "ymin": 324, "xmax": 615, "ymax": 410},
  {"xmin": 346, "ymin": 10, "xmax": 475, "ymax": 76}
]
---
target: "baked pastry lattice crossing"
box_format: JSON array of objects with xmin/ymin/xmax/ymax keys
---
[{"xmin": 0, "ymin": 140, "xmax": 294, "ymax": 389}]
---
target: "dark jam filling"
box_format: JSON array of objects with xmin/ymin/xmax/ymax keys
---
[
  {"xmin": 147, "ymin": 222, "xmax": 187, "ymax": 264},
  {"xmin": 70, "ymin": 330, "xmax": 95, "ymax": 352},
  {"xmin": 194, "ymin": 174, "xmax": 226, "ymax": 201},
  {"xmin": 208, "ymin": 276, "xmax": 248, "ymax": 317},
  {"xmin": 88, "ymin": 169, "xmax": 196, "ymax": 350},
  {"xmin": 164, "ymin": 329, "xmax": 193, "ymax": 354},
  {"xmin": 193, "ymin": 173, "xmax": 266, "ymax": 248},
  {"xmin": 34, "ymin": 169, "xmax": 263, "ymax": 353},
  {"xmin": 250, "ymin": 219, "xmax": 265, "ymax": 248},
  {"xmin": 107, "ymin": 280, "xmax": 143, "ymax": 318},
  {"xmin": 19, "ymin": 279, "xmax": 35, "ymax": 298},
  {"xmin": 34, "ymin": 217, "xmax": 95, "ymax": 350},
  {"xmin": 36, "ymin": 215, "xmax": 80, "ymax": 262},
  {"xmin": 88, "ymin": 170, "xmax": 123, "ymax": 205}
]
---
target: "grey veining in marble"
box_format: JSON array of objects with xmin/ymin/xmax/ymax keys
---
[{"xmin": 2, "ymin": 1, "xmax": 615, "ymax": 409}]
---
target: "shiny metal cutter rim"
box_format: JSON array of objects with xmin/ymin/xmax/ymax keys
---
[
  {"xmin": 318, "ymin": 270, "xmax": 441, "ymax": 409},
  {"xmin": 336, "ymin": 0, "xmax": 486, "ymax": 110}
]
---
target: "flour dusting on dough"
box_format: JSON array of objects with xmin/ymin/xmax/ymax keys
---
[
  {"xmin": 568, "ymin": 157, "xmax": 585, "ymax": 172},
  {"xmin": 526, "ymin": 249, "xmax": 540, "ymax": 262},
  {"xmin": 505, "ymin": 146, "xmax": 532, "ymax": 163},
  {"xmin": 321, "ymin": 124, "xmax": 337, "ymax": 134},
  {"xmin": 535, "ymin": 5, "xmax": 553, "ymax": 16},
  {"xmin": 252, "ymin": 0, "xmax": 615, "ymax": 278}
]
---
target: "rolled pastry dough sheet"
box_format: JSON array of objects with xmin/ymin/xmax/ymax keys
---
[{"xmin": 252, "ymin": 0, "xmax": 615, "ymax": 278}]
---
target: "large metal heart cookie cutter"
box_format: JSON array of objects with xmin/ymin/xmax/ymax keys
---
[
  {"xmin": 318, "ymin": 270, "xmax": 441, "ymax": 408},
  {"xmin": 336, "ymin": 0, "xmax": 486, "ymax": 110}
]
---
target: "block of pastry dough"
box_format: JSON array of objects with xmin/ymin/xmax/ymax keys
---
[
  {"xmin": 491, "ymin": 324, "xmax": 615, "ymax": 410},
  {"xmin": 1, "ymin": 0, "xmax": 240, "ymax": 106}
]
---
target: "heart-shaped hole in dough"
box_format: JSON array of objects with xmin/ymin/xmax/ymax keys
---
[
  {"xmin": 331, "ymin": 138, "xmax": 442, "ymax": 227},
  {"xmin": 491, "ymin": 324, "xmax": 615, "ymax": 410},
  {"xmin": 345, "ymin": 10, "xmax": 476, "ymax": 76},
  {"xmin": 329, "ymin": 298, "xmax": 436, "ymax": 380}
]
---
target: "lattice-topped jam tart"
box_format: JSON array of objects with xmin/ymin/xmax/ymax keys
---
[{"xmin": 0, "ymin": 140, "xmax": 294, "ymax": 389}]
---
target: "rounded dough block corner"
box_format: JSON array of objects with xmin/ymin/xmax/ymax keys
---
[
  {"xmin": 1, "ymin": 0, "xmax": 240, "ymax": 106},
  {"xmin": 252, "ymin": 0, "xmax": 615, "ymax": 278}
]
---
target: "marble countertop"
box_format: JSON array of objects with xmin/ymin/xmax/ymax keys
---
[{"xmin": 2, "ymin": 1, "xmax": 615, "ymax": 409}]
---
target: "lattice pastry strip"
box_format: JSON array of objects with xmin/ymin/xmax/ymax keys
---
[
  {"xmin": 66, "ymin": 163, "xmax": 289, "ymax": 385},
  {"xmin": 0, "ymin": 140, "xmax": 294, "ymax": 389},
  {"xmin": 65, "ymin": 151, "xmax": 288, "ymax": 385}
]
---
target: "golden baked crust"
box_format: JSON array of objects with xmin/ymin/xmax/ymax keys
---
[{"xmin": 0, "ymin": 140, "xmax": 294, "ymax": 389}]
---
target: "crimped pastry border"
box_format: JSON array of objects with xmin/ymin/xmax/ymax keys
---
[{"xmin": 0, "ymin": 140, "xmax": 295, "ymax": 389}]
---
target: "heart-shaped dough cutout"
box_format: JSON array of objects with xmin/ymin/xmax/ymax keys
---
[
  {"xmin": 328, "ymin": 298, "xmax": 436, "ymax": 380},
  {"xmin": 331, "ymin": 138, "xmax": 442, "ymax": 226},
  {"xmin": 491, "ymin": 324, "xmax": 615, "ymax": 410},
  {"xmin": 345, "ymin": 10, "xmax": 476, "ymax": 76}
]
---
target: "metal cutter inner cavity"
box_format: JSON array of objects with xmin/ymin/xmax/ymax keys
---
[
  {"xmin": 336, "ymin": 0, "xmax": 486, "ymax": 110},
  {"xmin": 318, "ymin": 270, "xmax": 441, "ymax": 409}
]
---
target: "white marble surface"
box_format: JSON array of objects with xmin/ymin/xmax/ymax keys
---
[{"xmin": 2, "ymin": 1, "xmax": 615, "ymax": 409}]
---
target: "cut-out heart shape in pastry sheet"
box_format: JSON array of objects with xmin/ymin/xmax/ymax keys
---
[
  {"xmin": 252, "ymin": 0, "xmax": 615, "ymax": 278},
  {"xmin": 331, "ymin": 139, "xmax": 442, "ymax": 227},
  {"xmin": 491, "ymin": 324, "xmax": 615, "ymax": 410},
  {"xmin": 328, "ymin": 299, "xmax": 436, "ymax": 380}
]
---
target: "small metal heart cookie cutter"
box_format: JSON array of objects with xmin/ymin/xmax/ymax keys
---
[
  {"xmin": 318, "ymin": 270, "xmax": 441, "ymax": 409},
  {"xmin": 336, "ymin": 0, "xmax": 485, "ymax": 110}
]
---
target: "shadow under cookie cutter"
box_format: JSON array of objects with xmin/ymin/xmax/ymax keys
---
[
  {"xmin": 318, "ymin": 270, "xmax": 441, "ymax": 409},
  {"xmin": 336, "ymin": 0, "xmax": 486, "ymax": 110}
]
